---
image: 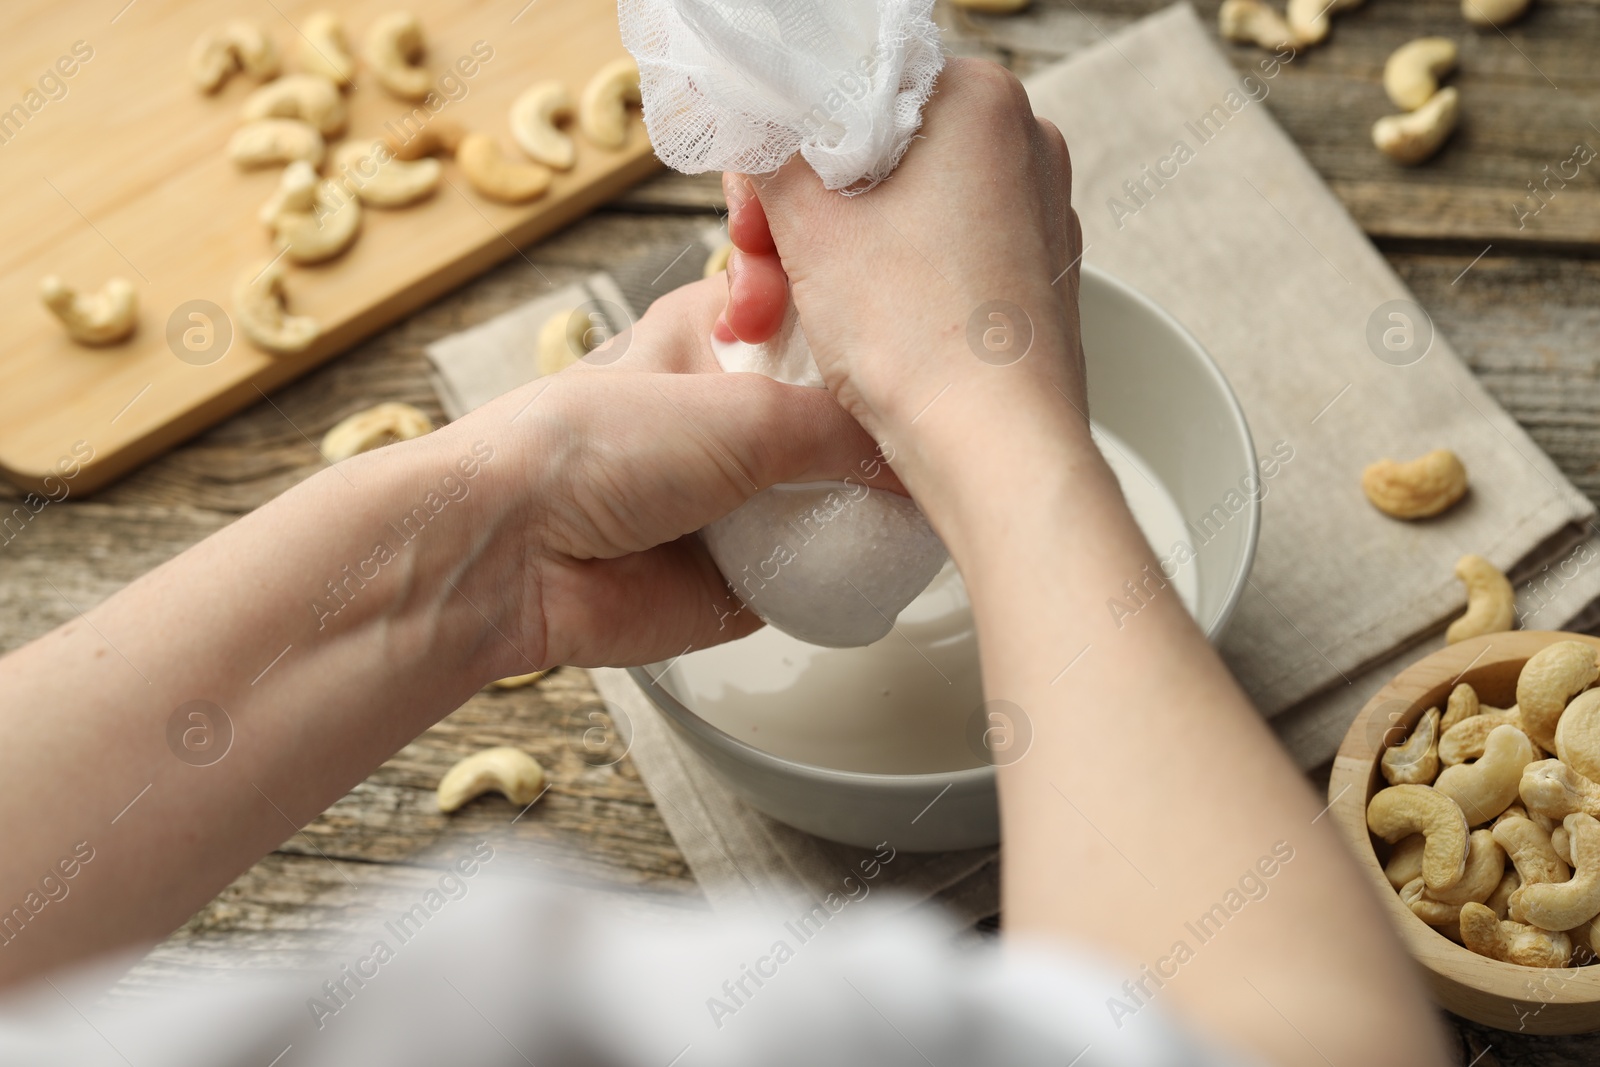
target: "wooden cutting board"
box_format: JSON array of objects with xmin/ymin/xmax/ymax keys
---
[{"xmin": 0, "ymin": 0, "xmax": 660, "ymax": 495}]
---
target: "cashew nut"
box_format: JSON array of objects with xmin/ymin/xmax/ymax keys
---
[
  {"xmin": 1556, "ymin": 689, "xmax": 1600, "ymax": 784},
  {"xmin": 1441, "ymin": 682, "xmax": 1481, "ymax": 735},
  {"xmin": 1460, "ymin": 902, "xmax": 1573, "ymax": 967},
  {"xmin": 1373, "ymin": 87, "xmax": 1460, "ymax": 166},
  {"xmin": 458, "ymin": 133, "xmax": 552, "ymax": 203},
  {"xmin": 1361, "ymin": 448, "xmax": 1467, "ymax": 518},
  {"xmin": 1492, "ymin": 813, "xmax": 1570, "ymax": 887},
  {"xmin": 260, "ymin": 160, "xmax": 361, "ymax": 263},
  {"xmin": 1510, "ymin": 813, "xmax": 1600, "ymax": 931},
  {"xmin": 537, "ymin": 308, "xmax": 592, "ymax": 377},
  {"xmin": 490, "ymin": 670, "xmax": 548, "ymax": 689},
  {"xmin": 241, "ymin": 73, "xmax": 346, "ymax": 137},
  {"xmin": 1286, "ymin": 0, "xmax": 1364, "ymax": 46},
  {"xmin": 1435, "ymin": 724, "xmax": 1535, "ymax": 825},
  {"xmin": 295, "ymin": 11, "xmax": 356, "ymax": 89},
  {"xmin": 39, "ymin": 276, "xmax": 137, "ymax": 345},
  {"xmin": 1218, "ymin": 0, "xmax": 1300, "ymax": 54},
  {"xmin": 1553, "ymin": 824, "xmax": 1573, "ymax": 866},
  {"xmin": 1426, "ymin": 829, "xmax": 1507, "ymax": 908},
  {"xmin": 1383, "ymin": 707, "xmax": 1441, "ymax": 785},
  {"xmin": 364, "ymin": 11, "xmax": 433, "ymax": 101},
  {"xmin": 1463, "ymin": 0, "xmax": 1533, "ymax": 27},
  {"xmin": 1487, "ymin": 869, "xmax": 1520, "ymax": 920},
  {"xmin": 1385, "ymin": 834, "xmax": 1426, "ymax": 889},
  {"xmin": 703, "ymin": 242, "xmax": 733, "ymax": 279},
  {"xmin": 1522, "ymin": 758, "xmax": 1600, "ymax": 823},
  {"xmin": 331, "ymin": 140, "xmax": 440, "ymax": 208},
  {"xmin": 1517, "ymin": 640, "xmax": 1599, "ymax": 752},
  {"xmin": 233, "ymin": 260, "xmax": 318, "ymax": 355},
  {"xmin": 190, "ymin": 21, "xmax": 280, "ymax": 93},
  {"xmin": 578, "ymin": 58, "xmax": 642, "ymax": 149},
  {"xmin": 320, "ymin": 402, "xmax": 433, "ymax": 463},
  {"xmin": 510, "ymin": 82, "xmax": 576, "ymax": 170},
  {"xmin": 1446, "ymin": 554, "xmax": 1515, "ymax": 645},
  {"xmin": 1384, "ymin": 38, "xmax": 1459, "ymax": 112},
  {"xmin": 437, "ymin": 746, "xmax": 545, "ymax": 813},
  {"xmin": 1368, "ymin": 784, "xmax": 1470, "ymax": 891},
  {"xmin": 1441, "ymin": 706, "xmax": 1522, "ymax": 766},
  {"xmin": 227, "ymin": 119, "xmax": 325, "ymax": 169},
  {"xmin": 384, "ymin": 120, "xmax": 464, "ymax": 161}
]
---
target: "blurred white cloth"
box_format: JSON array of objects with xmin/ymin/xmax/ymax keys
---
[{"xmin": 0, "ymin": 874, "xmax": 1252, "ymax": 1066}]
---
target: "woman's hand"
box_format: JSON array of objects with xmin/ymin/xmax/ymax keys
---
[
  {"xmin": 455, "ymin": 277, "xmax": 900, "ymax": 673},
  {"xmin": 717, "ymin": 60, "xmax": 1088, "ymax": 482}
]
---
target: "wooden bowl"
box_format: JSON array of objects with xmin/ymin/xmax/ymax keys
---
[{"xmin": 1330, "ymin": 630, "xmax": 1600, "ymax": 1034}]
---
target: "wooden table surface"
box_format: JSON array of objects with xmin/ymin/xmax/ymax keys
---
[{"xmin": 2, "ymin": 1, "xmax": 1596, "ymax": 1062}]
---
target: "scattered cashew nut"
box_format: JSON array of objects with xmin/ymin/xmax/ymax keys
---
[
  {"xmin": 365, "ymin": 11, "xmax": 433, "ymax": 101},
  {"xmin": 1218, "ymin": 0, "xmax": 1299, "ymax": 54},
  {"xmin": 260, "ymin": 160, "xmax": 362, "ymax": 263},
  {"xmin": 233, "ymin": 260, "xmax": 318, "ymax": 355},
  {"xmin": 1384, "ymin": 37, "xmax": 1459, "ymax": 112},
  {"xmin": 1373, "ymin": 87, "xmax": 1460, "ymax": 166},
  {"xmin": 578, "ymin": 58, "xmax": 642, "ymax": 149},
  {"xmin": 1553, "ymin": 824, "xmax": 1573, "ymax": 866},
  {"xmin": 1383, "ymin": 707, "xmax": 1441, "ymax": 785},
  {"xmin": 1368, "ymin": 784, "xmax": 1470, "ymax": 891},
  {"xmin": 1361, "ymin": 448, "xmax": 1467, "ymax": 519},
  {"xmin": 1556, "ymin": 689, "xmax": 1600, "ymax": 784},
  {"xmin": 227, "ymin": 118, "xmax": 325, "ymax": 169},
  {"xmin": 332, "ymin": 140, "xmax": 440, "ymax": 207},
  {"xmin": 190, "ymin": 21, "xmax": 280, "ymax": 93},
  {"xmin": 537, "ymin": 308, "xmax": 598, "ymax": 376},
  {"xmin": 320, "ymin": 402, "xmax": 433, "ymax": 462},
  {"xmin": 1463, "ymin": 0, "xmax": 1533, "ymax": 27},
  {"xmin": 510, "ymin": 82, "xmax": 576, "ymax": 170},
  {"xmin": 384, "ymin": 119, "xmax": 464, "ymax": 161},
  {"xmin": 1510, "ymin": 813, "xmax": 1600, "ymax": 931},
  {"xmin": 458, "ymin": 133, "xmax": 552, "ymax": 203},
  {"xmin": 1460, "ymin": 902, "xmax": 1572, "ymax": 967},
  {"xmin": 1517, "ymin": 640, "xmax": 1599, "ymax": 752},
  {"xmin": 437, "ymin": 746, "xmax": 545, "ymax": 813},
  {"xmin": 39, "ymin": 276, "xmax": 137, "ymax": 345},
  {"xmin": 1487, "ymin": 869, "xmax": 1520, "ymax": 921},
  {"xmin": 1287, "ymin": 0, "xmax": 1364, "ymax": 46},
  {"xmin": 1446, "ymin": 554, "xmax": 1515, "ymax": 645},
  {"xmin": 1442, "ymin": 682, "xmax": 1481, "ymax": 735},
  {"xmin": 1492, "ymin": 812, "xmax": 1570, "ymax": 887},
  {"xmin": 296, "ymin": 11, "xmax": 357, "ymax": 89},
  {"xmin": 1425, "ymin": 829, "xmax": 1507, "ymax": 909},
  {"xmin": 1435, "ymin": 724, "xmax": 1535, "ymax": 825},
  {"xmin": 703, "ymin": 242, "xmax": 733, "ymax": 279},
  {"xmin": 1521, "ymin": 758, "xmax": 1600, "ymax": 823},
  {"xmin": 490, "ymin": 670, "xmax": 548, "ymax": 690},
  {"xmin": 241, "ymin": 73, "xmax": 346, "ymax": 136},
  {"xmin": 1385, "ymin": 834, "xmax": 1426, "ymax": 890},
  {"xmin": 1440, "ymin": 705, "xmax": 1521, "ymax": 766}
]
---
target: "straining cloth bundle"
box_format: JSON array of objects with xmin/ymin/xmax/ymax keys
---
[{"xmin": 620, "ymin": 0, "xmax": 949, "ymax": 647}]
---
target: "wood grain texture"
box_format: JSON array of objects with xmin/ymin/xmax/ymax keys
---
[
  {"xmin": 2, "ymin": 0, "xmax": 1599, "ymax": 1058},
  {"xmin": 0, "ymin": 0, "xmax": 660, "ymax": 494}
]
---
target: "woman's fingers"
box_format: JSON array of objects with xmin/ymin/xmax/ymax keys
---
[
  {"xmin": 526, "ymin": 370, "xmax": 904, "ymax": 560},
  {"xmin": 724, "ymin": 247, "xmax": 788, "ymax": 342},
  {"xmin": 720, "ymin": 172, "xmax": 787, "ymax": 345}
]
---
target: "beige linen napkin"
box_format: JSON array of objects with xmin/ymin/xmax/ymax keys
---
[
  {"xmin": 425, "ymin": 3, "xmax": 1600, "ymax": 918},
  {"xmin": 1027, "ymin": 2, "xmax": 1600, "ymax": 767}
]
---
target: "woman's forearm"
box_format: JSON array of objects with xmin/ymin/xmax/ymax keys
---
[
  {"xmin": 913, "ymin": 398, "xmax": 1450, "ymax": 1066},
  {"xmin": 0, "ymin": 425, "xmax": 525, "ymax": 985}
]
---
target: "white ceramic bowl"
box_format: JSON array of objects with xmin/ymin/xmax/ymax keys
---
[{"xmin": 629, "ymin": 266, "xmax": 1259, "ymax": 850}]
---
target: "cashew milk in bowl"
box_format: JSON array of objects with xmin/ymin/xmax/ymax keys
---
[{"xmin": 655, "ymin": 424, "xmax": 1199, "ymax": 775}]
